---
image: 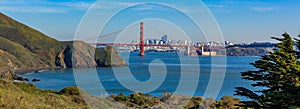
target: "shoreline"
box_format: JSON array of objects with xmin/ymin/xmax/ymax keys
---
[
  {"xmin": 14, "ymin": 67, "xmax": 54, "ymax": 75},
  {"xmin": 12, "ymin": 65, "xmax": 129, "ymax": 75}
]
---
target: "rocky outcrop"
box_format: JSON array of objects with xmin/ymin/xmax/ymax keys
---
[
  {"xmin": 55, "ymin": 41, "xmax": 97, "ymax": 68},
  {"xmin": 0, "ymin": 70, "xmax": 13, "ymax": 81},
  {"xmin": 55, "ymin": 41, "xmax": 126, "ymax": 68},
  {"xmin": 63, "ymin": 41, "xmax": 97, "ymax": 68},
  {"xmin": 31, "ymin": 78, "xmax": 40, "ymax": 82},
  {"xmin": 95, "ymin": 46, "xmax": 127, "ymax": 67},
  {"xmin": 0, "ymin": 70, "xmax": 28, "ymax": 81}
]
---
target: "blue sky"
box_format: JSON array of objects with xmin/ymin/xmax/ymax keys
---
[{"xmin": 0, "ymin": 0, "xmax": 299, "ymax": 43}]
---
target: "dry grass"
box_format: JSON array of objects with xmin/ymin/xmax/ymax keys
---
[
  {"xmin": 0, "ymin": 79, "xmax": 245, "ymax": 109},
  {"xmin": 0, "ymin": 80, "xmax": 88, "ymax": 109}
]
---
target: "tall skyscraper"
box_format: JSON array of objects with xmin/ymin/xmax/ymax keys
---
[{"xmin": 161, "ymin": 35, "xmax": 168, "ymax": 44}]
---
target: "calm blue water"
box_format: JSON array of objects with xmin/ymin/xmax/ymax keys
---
[{"xmin": 22, "ymin": 52, "xmax": 259, "ymax": 100}]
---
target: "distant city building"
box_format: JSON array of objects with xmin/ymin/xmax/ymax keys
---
[
  {"xmin": 184, "ymin": 40, "xmax": 189, "ymax": 45},
  {"xmin": 161, "ymin": 35, "xmax": 168, "ymax": 44},
  {"xmin": 153, "ymin": 39, "xmax": 160, "ymax": 45},
  {"xmin": 159, "ymin": 40, "xmax": 164, "ymax": 45},
  {"xmin": 146, "ymin": 40, "xmax": 153, "ymax": 44},
  {"xmin": 131, "ymin": 40, "xmax": 138, "ymax": 44},
  {"xmin": 225, "ymin": 41, "xmax": 234, "ymax": 46},
  {"xmin": 170, "ymin": 40, "xmax": 176, "ymax": 45},
  {"xmin": 228, "ymin": 42, "xmax": 234, "ymax": 46},
  {"xmin": 225, "ymin": 41, "xmax": 229, "ymax": 45}
]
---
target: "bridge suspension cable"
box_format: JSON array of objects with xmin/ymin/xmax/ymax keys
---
[
  {"xmin": 81, "ymin": 23, "xmax": 139, "ymax": 41},
  {"xmin": 144, "ymin": 23, "xmax": 165, "ymax": 37},
  {"xmin": 298, "ymin": 24, "xmax": 300, "ymax": 37}
]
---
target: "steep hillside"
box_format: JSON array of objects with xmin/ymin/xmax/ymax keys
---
[
  {"xmin": 0, "ymin": 37, "xmax": 45, "ymax": 69},
  {"xmin": 0, "ymin": 49, "xmax": 21, "ymax": 71},
  {"xmin": 0, "ymin": 13, "xmax": 61, "ymax": 51},
  {"xmin": 0, "ymin": 13, "xmax": 126, "ymax": 73}
]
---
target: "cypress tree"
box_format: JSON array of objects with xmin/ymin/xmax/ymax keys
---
[{"xmin": 235, "ymin": 33, "xmax": 300, "ymax": 108}]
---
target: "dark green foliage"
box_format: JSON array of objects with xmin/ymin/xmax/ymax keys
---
[
  {"xmin": 14, "ymin": 82, "xmax": 38, "ymax": 94},
  {"xmin": 58, "ymin": 86, "xmax": 87, "ymax": 104},
  {"xmin": 58, "ymin": 86, "xmax": 81, "ymax": 96},
  {"xmin": 184, "ymin": 97, "xmax": 222, "ymax": 109},
  {"xmin": 184, "ymin": 96, "xmax": 205, "ymax": 109},
  {"xmin": 114, "ymin": 94, "xmax": 128, "ymax": 101},
  {"xmin": 216, "ymin": 96, "xmax": 242, "ymax": 109},
  {"xmin": 112, "ymin": 92, "xmax": 160, "ymax": 108},
  {"xmin": 112, "ymin": 92, "xmax": 243, "ymax": 109},
  {"xmin": 235, "ymin": 33, "xmax": 300, "ymax": 108}
]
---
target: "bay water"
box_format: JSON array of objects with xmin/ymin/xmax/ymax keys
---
[{"xmin": 22, "ymin": 52, "xmax": 259, "ymax": 100}]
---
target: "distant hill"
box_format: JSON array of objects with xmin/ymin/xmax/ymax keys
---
[
  {"xmin": 0, "ymin": 13, "xmax": 126, "ymax": 73},
  {"xmin": 226, "ymin": 47, "xmax": 273, "ymax": 56}
]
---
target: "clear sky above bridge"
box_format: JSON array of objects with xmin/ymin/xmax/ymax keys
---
[{"xmin": 0, "ymin": 0, "xmax": 299, "ymax": 43}]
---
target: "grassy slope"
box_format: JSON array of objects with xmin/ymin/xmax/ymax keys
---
[
  {"xmin": 0, "ymin": 80, "xmax": 88, "ymax": 108},
  {"xmin": 0, "ymin": 13, "xmax": 61, "ymax": 51},
  {"xmin": 0, "ymin": 79, "xmax": 132, "ymax": 109},
  {"xmin": 0, "ymin": 37, "xmax": 45, "ymax": 69},
  {"xmin": 0, "ymin": 12, "xmax": 62, "ymax": 68},
  {"xmin": 0, "ymin": 78, "xmax": 243, "ymax": 109},
  {"xmin": 0, "ymin": 49, "xmax": 21, "ymax": 70}
]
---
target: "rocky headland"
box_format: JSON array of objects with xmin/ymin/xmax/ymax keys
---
[{"xmin": 0, "ymin": 12, "xmax": 126, "ymax": 76}]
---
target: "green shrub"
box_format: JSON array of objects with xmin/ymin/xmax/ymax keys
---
[{"xmin": 58, "ymin": 86, "xmax": 81, "ymax": 96}]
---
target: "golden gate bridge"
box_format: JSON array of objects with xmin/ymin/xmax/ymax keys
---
[{"xmin": 82, "ymin": 22, "xmax": 218, "ymax": 56}]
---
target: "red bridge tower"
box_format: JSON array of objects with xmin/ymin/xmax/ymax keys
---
[{"xmin": 139, "ymin": 22, "xmax": 145, "ymax": 56}]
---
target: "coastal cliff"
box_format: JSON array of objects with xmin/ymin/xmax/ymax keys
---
[
  {"xmin": 0, "ymin": 13, "xmax": 126, "ymax": 73},
  {"xmin": 55, "ymin": 41, "xmax": 98, "ymax": 68}
]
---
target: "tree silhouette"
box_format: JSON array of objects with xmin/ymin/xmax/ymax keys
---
[{"xmin": 235, "ymin": 33, "xmax": 300, "ymax": 108}]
